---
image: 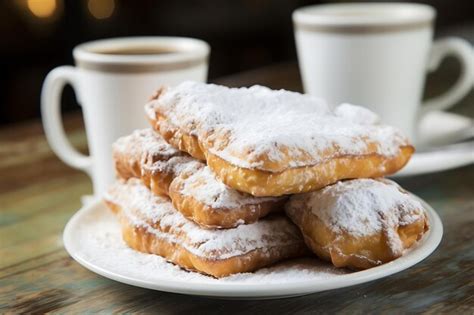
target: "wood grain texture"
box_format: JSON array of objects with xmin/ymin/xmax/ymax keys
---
[{"xmin": 0, "ymin": 64, "xmax": 473, "ymax": 313}]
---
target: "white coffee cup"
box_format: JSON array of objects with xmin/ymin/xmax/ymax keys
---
[
  {"xmin": 294, "ymin": 3, "xmax": 474, "ymax": 140},
  {"xmin": 41, "ymin": 37, "xmax": 209, "ymax": 196}
]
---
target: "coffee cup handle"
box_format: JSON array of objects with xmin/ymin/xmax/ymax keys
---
[
  {"xmin": 41, "ymin": 66, "xmax": 92, "ymax": 176},
  {"xmin": 420, "ymin": 37, "xmax": 474, "ymax": 116}
]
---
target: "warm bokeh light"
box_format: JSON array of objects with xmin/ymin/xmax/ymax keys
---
[
  {"xmin": 26, "ymin": 0, "xmax": 57, "ymax": 18},
  {"xmin": 88, "ymin": 0, "xmax": 115, "ymax": 19}
]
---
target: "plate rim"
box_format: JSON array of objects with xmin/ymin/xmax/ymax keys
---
[
  {"xmin": 393, "ymin": 110, "xmax": 473, "ymax": 177},
  {"xmin": 393, "ymin": 141, "xmax": 474, "ymax": 177},
  {"xmin": 63, "ymin": 196, "xmax": 443, "ymax": 298}
]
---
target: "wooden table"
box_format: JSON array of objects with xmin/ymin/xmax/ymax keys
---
[{"xmin": 1, "ymin": 63, "xmax": 473, "ymax": 313}]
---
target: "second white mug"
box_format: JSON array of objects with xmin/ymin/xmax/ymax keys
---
[
  {"xmin": 294, "ymin": 3, "xmax": 473, "ymax": 140},
  {"xmin": 41, "ymin": 37, "xmax": 210, "ymax": 197}
]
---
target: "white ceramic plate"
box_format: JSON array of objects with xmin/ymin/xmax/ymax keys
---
[
  {"xmin": 63, "ymin": 197, "xmax": 442, "ymax": 299},
  {"xmin": 394, "ymin": 111, "xmax": 473, "ymax": 177}
]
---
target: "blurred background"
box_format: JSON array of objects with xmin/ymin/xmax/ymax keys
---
[{"xmin": 0, "ymin": 0, "xmax": 472, "ymax": 126}]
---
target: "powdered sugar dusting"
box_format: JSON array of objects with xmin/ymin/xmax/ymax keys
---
[
  {"xmin": 286, "ymin": 178, "xmax": 425, "ymax": 238},
  {"xmin": 143, "ymin": 155, "xmax": 201, "ymax": 179},
  {"xmin": 114, "ymin": 129, "xmax": 182, "ymax": 161},
  {"xmin": 76, "ymin": 205, "xmax": 348, "ymax": 284},
  {"xmin": 147, "ymin": 81, "xmax": 410, "ymax": 170},
  {"xmin": 334, "ymin": 103, "xmax": 380, "ymax": 125},
  {"xmin": 178, "ymin": 166, "xmax": 279, "ymax": 208},
  {"xmin": 105, "ymin": 179, "xmax": 302, "ymax": 260},
  {"xmin": 115, "ymin": 129, "xmax": 281, "ymax": 210}
]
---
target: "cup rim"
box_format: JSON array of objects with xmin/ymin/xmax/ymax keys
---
[
  {"xmin": 293, "ymin": 3, "xmax": 435, "ymax": 33},
  {"xmin": 73, "ymin": 36, "xmax": 210, "ymax": 73}
]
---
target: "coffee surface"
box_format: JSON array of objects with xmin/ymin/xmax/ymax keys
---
[{"xmin": 91, "ymin": 46, "xmax": 179, "ymax": 55}]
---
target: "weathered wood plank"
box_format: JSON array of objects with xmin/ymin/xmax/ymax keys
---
[
  {"xmin": 0, "ymin": 63, "xmax": 472, "ymax": 313},
  {"xmin": 0, "ymin": 173, "xmax": 89, "ymax": 226},
  {"xmin": 0, "ymin": 203, "xmax": 77, "ymax": 250},
  {"xmin": 0, "ymin": 112, "xmax": 85, "ymax": 142},
  {"xmin": 0, "ymin": 206, "xmax": 472, "ymax": 315},
  {"xmin": 1, "ymin": 233, "xmax": 64, "ymax": 269},
  {"xmin": 0, "ymin": 249, "xmax": 66, "ymax": 279},
  {"xmin": 0, "ymin": 129, "xmax": 87, "ymax": 170},
  {"xmin": 0, "ymin": 167, "xmax": 472, "ymax": 313}
]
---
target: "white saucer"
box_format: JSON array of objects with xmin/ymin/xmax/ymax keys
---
[
  {"xmin": 63, "ymin": 197, "xmax": 442, "ymax": 299},
  {"xmin": 394, "ymin": 111, "xmax": 473, "ymax": 177}
]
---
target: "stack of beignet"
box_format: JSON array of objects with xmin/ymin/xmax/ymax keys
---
[{"xmin": 104, "ymin": 81, "xmax": 429, "ymax": 277}]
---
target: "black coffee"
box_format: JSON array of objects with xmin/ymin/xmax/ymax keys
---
[{"xmin": 92, "ymin": 46, "xmax": 180, "ymax": 55}]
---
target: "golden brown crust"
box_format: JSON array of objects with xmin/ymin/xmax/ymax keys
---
[
  {"xmin": 285, "ymin": 183, "xmax": 429, "ymax": 270},
  {"xmin": 140, "ymin": 164, "xmax": 177, "ymax": 197},
  {"xmin": 147, "ymin": 106, "xmax": 206, "ymax": 161},
  {"xmin": 168, "ymin": 174, "xmax": 287, "ymax": 228},
  {"xmin": 113, "ymin": 146, "xmax": 143, "ymax": 181},
  {"xmin": 289, "ymin": 207, "xmax": 428, "ymax": 270},
  {"xmin": 147, "ymin": 102, "xmax": 414, "ymax": 197},
  {"xmin": 105, "ymin": 199, "xmax": 307, "ymax": 278},
  {"xmin": 206, "ymin": 146, "xmax": 414, "ymax": 197},
  {"xmin": 113, "ymin": 129, "xmax": 188, "ymax": 197},
  {"xmin": 113, "ymin": 130, "xmax": 284, "ymax": 228}
]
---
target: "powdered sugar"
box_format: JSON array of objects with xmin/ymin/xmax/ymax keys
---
[
  {"xmin": 286, "ymin": 178, "xmax": 425, "ymax": 238},
  {"xmin": 76, "ymin": 204, "xmax": 348, "ymax": 284},
  {"xmin": 115, "ymin": 129, "xmax": 280, "ymax": 210},
  {"xmin": 114, "ymin": 129, "xmax": 182, "ymax": 161},
  {"xmin": 334, "ymin": 103, "xmax": 380, "ymax": 125},
  {"xmin": 105, "ymin": 179, "xmax": 301, "ymax": 260},
  {"xmin": 178, "ymin": 166, "xmax": 279, "ymax": 208},
  {"xmin": 147, "ymin": 81, "xmax": 410, "ymax": 171},
  {"xmin": 143, "ymin": 155, "xmax": 201, "ymax": 179}
]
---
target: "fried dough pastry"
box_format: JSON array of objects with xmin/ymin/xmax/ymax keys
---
[
  {"xmin": 145, "ymin": 82, "xmax": 414, "ymax": 197},
  {"xmin": 285, "ymin": 178, "xmax": 429, "ymax": 270},
  {"xmin": 104, "ymin": 179, "xmax": 307, "ymax": 278},
  {"xmin": 113, "ymin": 129, "xmax": 196, "ymax": 196},
  {"xmin": 113, "ymin": 129, "xmax": 284, "ymax": 228},
  {"xmin": 168, "ymin": 167, "xmax": 286, "ymax": 229}
]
